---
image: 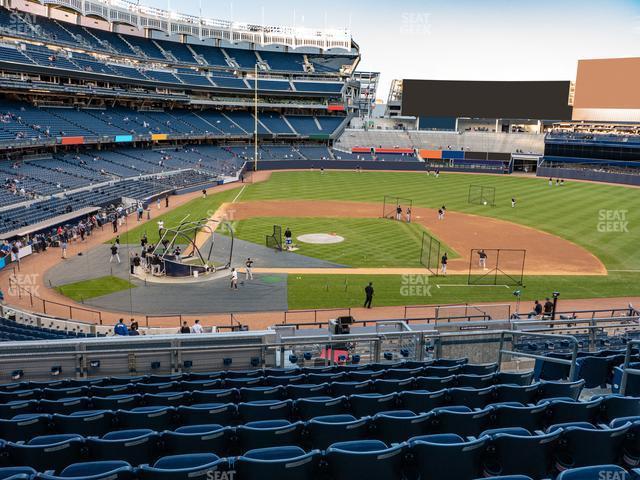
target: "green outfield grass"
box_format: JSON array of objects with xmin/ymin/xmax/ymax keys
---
[
  {"xmin": 287, "ymin": 273, "xmax": 640, "ymax": 310},
  {"xmin": 243, "ymin": 171, "xmax": 640, "ymax": 271},
  {"xmin": 55, "ymin": 276, "xmax": 135, "ymax": 302},
  {"xmin": 107, "ymin": 187, "xmax": 241, "ymax": 245},
  {"xmin": 230, "ymin": 216, "xmax": 457, "ymax": 267}
]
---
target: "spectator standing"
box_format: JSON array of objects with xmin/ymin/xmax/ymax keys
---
[
  {"xmin": 192, "ymin": 320, "xmax": 203, "ymax": 334},
  {"xmin": 114, "ymin": 319, "xmax": 128, "ymax": 336},
  {"xmin": 364, "ymin": 282, "xmax": 374, "ymax": 309},
  {"xmin": 180, "ymin": 321, "xmax": 191, "ymax": 334}
]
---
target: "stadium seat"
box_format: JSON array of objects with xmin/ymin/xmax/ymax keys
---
[
  {"xmin": 136, "ymin": 382, "xmax": 179, "ymax": 395},
  {"xmin": 574, "ymin": 356, "xmax": 619, "ymax": 388},
  {"xmin": 178, "ymin": 379, "xmax": 221, "ymax": 391},
  {"xmin": 190, "ymin": 389, "xmax": 237, "ymax": 404},
  {"xmin": 137, "ymin": 453, "xmax": 226, "ymax": 480},
  {"xmin": 34, "ymin": 461, "xmax": 135, "ymax": 480},
  {"xmin": 0, "ymin": 467, "xmax": 37, "ymax": 480},
  {"xmin": 0, "ymin": 400, "xmax": 38, "ymax": 420},
  {"xmin": 494, "ymin": 371, "xmax": 535, "ymax": 386},
  {"xmin": 600, "ymin": 395, "xmax": 640, "ymax": 422},
  {"xmin": 448, "ymin": 386, "xmax": 495, "ymax": 409},
  {"xmin": 494, "ymin": 384, "xmax": 539, "ymax": 404},
  {"xmin": 413, "ymin": 375, "xmax": 456, "ymax": 391},
  {"xmin": 285, "ymin": 383, "xmax": 329, "ymax": 399},
  {"xmin": 235, "ymin": 446, "xmax": 321, "ymax": 480},
  {"xmin": 611, "ymin": 417, "xmax": 640, "ymax": 468},
  {"xmin": 348, "ymin": 370, "xmax": 384, "ymax": 382},
  {"xmin": 457, "ymin": 374, "xmax": 496, "ymax": 389},
  {"xmin": 409, "ymin": 434, "xmax": 486, "ymax": 480},
  {"xmin": 432, "ymin": 407, "xmax": 493, "ymax": 437},
  {"xmin": 384, "ymin": 367, "xmax": 424, "ymax": 380},
  {"xmin": 236, "ymin": 419, "xmax": 304, "ymax": 451},
  {"xmin": 87, "ymin": 429, "xmax": 160, "ymax": 466},
  {"xmin": 263, "ymin": 375, "xmax": 305, "ymax": 387},
  {"xmin": 52, "ymin": 410, "xmax": 115, "ymax": 436},
  {"xmin": 43, "ymin": 387, "xmax": 89, "ymax": 400},
  {"xmin": 143, "ymin": 392, "xmax": 189, "ymax": 407},
  {"xmin": 39, "ymin": 397, "xmax": 91, "ymax": 415},
  {"xmin": 556, "ymin": 465, "xmax": 630, "ymax": 479},
  {"xmin": 91, "ymin": 394, "xmax": 142, "ymax": 410},
  {"xmin": 492, "ymin": 403, "xmax": 548, "ymax": 432},
  {"xmin": 90, "ymin": 385, "xmax": 136, "ymax": 397},
  {"xmin": 373, "ymin": 410, "xmax": 431, "ymax": 443},
  {"xmin": 461, "ymin": 363, "xmax": 499, "ymax": 375},
  {"xmin": 116, "ymin": 406, "xmax": 175, "ymax": 431},
  {"xmin": 177, "ymin": 403, "xmax": 236, "ymax": 426},
  {"xmin": 325, "ymin": 440, "xmax": 405, "ymax": 480},
  {"xmin": 6, "ymin": 434, "xmax": 85, "ymax": 473},
  {"xmin": 306, "ymin": 414, "xmax": 370, "ymax": 449},
  {"xmin": 294, "ymin": 396, "xmax": 347, "ymax": 420},
  {"xmin": 0, "ymin": 414, "xmax": 51, "ymax": 442},
  {"xmin": 161, "ymin": 424, "xmax": 233, "ymax": 456},
  {"xmin": 373, "ymin": 378, "xmax": 414, "ymax": 394},
  {"xmin": 238, "ymin": 386, "xmax": 283, "ymax": 402},
  {"xmin": 537, "ymin": 380, "xmax": 585, "ymax": 401},
  {"xmin": 481, "ymin": 428, "xmax": 561, "ymax": 478},
  {"xmin": 330, "ymin": 380, "xmax": 372, "ymax": 396},
  {"xmin": 349, "ymin": 393, "xmax": 397, "ymax": 417},
  {"xmin": 398, "ymin": 389, "xmax": 447, "ymax": 414},
  {"xmin": 549, "ymin": 422, "xmax": 630, "ymax": 469},
  {"xmin": 307, "ymin": 372, "xmax": 347, "ymax": 384},
  {"xmin": 544, "ymin": 398, "xmax": 603, "ymax": 426},
  {"xmin": 237, "ymin": 399, "xmax": 293, "ymax": 422}
]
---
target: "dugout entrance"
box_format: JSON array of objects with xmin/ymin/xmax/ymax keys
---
[
  {"xmin": 468, "ymin": 248, "xmax": 526, "ymax": 286},
  {"xmin": 382, "ymin": 196, "xmax": 414, "ymax": 220}
]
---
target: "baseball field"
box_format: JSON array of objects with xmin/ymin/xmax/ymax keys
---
[{"xmin": 76, "ymin": 169, "xmax": 640, "ymax": 311}]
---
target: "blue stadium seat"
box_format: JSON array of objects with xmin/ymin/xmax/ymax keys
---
[
  {"xmin": 413, "ymin": 375, "xmax": 456, "ymax": 391},
  {"xmin": 136, "ymin": 382, "xmax": 179, "ymax": 395},
  {"xmin": 137, "ymin": 453, "xmax": 226, "ymax": 480},
  {"xmin": 0, "ymin": 467, "xmax": 37, "ymax": 480},
  {"xmin": 307, "ymin": 414, "xmax": 370, "ymax": 449},
  {"xmin": 0, "ymin": 389, "xmax": 39, "ymax": 402},
  {"xmin": 425, "ymin": 365, "xmax": 462, "ymax": 377},
  {"xmin": 263, "ymin": 368, "xmax": 301, "ymax": 377},
  {"xmin": 116, "ymin": 406, "xmax": 175, "ymax": 430},
  {"xmin": 349, "ymin": 393, "xmax": 397, "ymax": 417},
  {"xmin": 457, "ymin": 374, "xmax": 496, "ymax": 389},
  {"xmin": 574, "ymin": 355, "xmax": 619, "ymax": 388},
  {"xmin": 294, "ymin": 396, "xmax": 347, "ymax": 420},
  {"xmin": 494, "ymin": 371, "xmax": 535, "ymax": 386},
  {"xmin": 39, "ymin": 397, "xmax": 91, "ymax": 415},
  {"xmin": 0, "ymin": 400, "xmax": 38, "ymax": 420},
  {"xmin": 330, "ymin": 380, "xmax": 372, "ymax": 396},
  {"xmin": 0, "ymin": 414, "xmax": 51, "ymax": 442},
  {"xmin": 263, "ymin": 375, "xmax": 305, "ymax": 387},
  {"xmin": 87, "ymin": 429, "xmax": 160, "ymax": 466},
  {"xmin": 90, "ymin": 385, "xmax": 136, "ymax": 397},
  {"xmin": 235, "ymin": 446, "xmax": 321, "ymax": 480},
  {"xmin": 373, "ymin": 378, "xmax": 414, "ymax": 395},
  {"xmin": 52, "ymin": 410, "xmax": 115, "ymax": 436},
  {"xmin": 480, "ymin": 428, "xmax": 561, "ymax": 478},
  {"xmin": 142, "ymin": 392, "xmax": 189, "ymax": 407},
  {"xmin": 492, "ymin": 403, "xmax": 548, "ymax": 431},
  {"xmin": 494, "ymin": 383, "xmax": 539, "ymax": 404},
  {"xmin": 190, "ymin": 389, "xmax": 237, "ymax": 404},
  {"xmin": 611, "ymin": 417, "xmax": 640, "ymax": 468},
  {"xmin": 43, "ymin": 387, "xmax": 89, "ymax": 400},
  {"xmin": 306, "ymin": 372, "xmax": 347, "ymax": 384},
  {"xmin": 537, "ymin": 380, "xmax": 585, "ymax": 401},
  {"xmin": 6, "ymin": 434, "xmax": 85, "ymax": 473},
  {"xmin": 236, "ymin": 419, "xmax": 304, "ymax": 451},
  {"xmin": 548, "ymin": 422, "xmax": 630, "ymax": 469},
  {"xmin": 600, "ymin": 395, "xmax": 640, "ymax": 422},
  {"xmin": 556, "ymin": 465, "xmax": 630, "ymax": 479},
  {"xmin": 448, "ymin": 386, "xmax": 495, "ymax": 409},
  {"xmin": 373, "ymin": 410, "xmax": 431, "ymax": 443},
  {"xmin": 91, "ymin": 394, "xmax": 142, "ymax": 410},
  {"xmin": 237, "ymin": 399, "xmax": 292, "ymax": 422},
  {"xmin": 177, "ymin": 403, "xmax": 236, "ymax": 426},
  {"xmin": 544, "ymin": 398, "xmax": 603, "ymax": 425},
  {"xmin": 409, "ymin": 434, "xmax": 486, "ymax": 480},
  {"xmin": 178, "ymin": 380, "xmax": 221, "ymax": 391},
  {"xmin": 325, "ymin": 440, "xmax": 405, "ymax": 480},
  {"xmin": 384, "ymin": 367, "xmax": 424, "ymax": 380},
  {"xmin": 161, "ymin": 424, "xmax": 233, "ymax": 456},
  {"xmin": 433, "ymin": 407, "xmax": 493, "ymax": 437},
  {"xmin": 224, "ymin": 377, "xmax": 263, "ymax": 389},
  {"xmin": 285, "ymin": 383, "xmax": 329, "ymax": 399},
  {"xmin": 238, "ymin": 386, "xmax": 283, "ymax": 402},
  {"xmin": 398, "ymin": 389, "xmax": 447, "ymax": 413},
  {"xmin": 348, "ymin": 370, "xmax": 384, "ymax": 382},
  {"xmin": 461, "ymin": 363, "xmax": 499, "ymax": 375},
  {"xmin": 34, "ymin": 461, "xmax": 134, "ymax": 480}
]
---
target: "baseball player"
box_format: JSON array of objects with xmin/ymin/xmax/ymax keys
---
[
  {"xmin": 396, "ymin": 205, "xmax": 402, "ymax": 221},
  {"xmin": 406, "ymin": 207, "xmax": 412, "ymax": 223},
  {"xmin": 245, "ymin": 258, "xmax": 254, "ymax": 280},
  {"xmin": 284, "ymin": 227, "xmax": 293, "ymax": 250},
  {"xmin": 511, "ymin": 198, "xmax": 516, "ymax": 208},
  {"xmin": 478, "ymin": 249, "xmax": 488, "ymax": 270},
  {"xmin": 441, "ymin": 253, "xmax": 448, "ymax": 275}
]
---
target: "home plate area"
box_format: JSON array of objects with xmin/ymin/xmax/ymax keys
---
[{"xmin": 297, "ymin": 233, "xmax": 345, "ymax": 245}]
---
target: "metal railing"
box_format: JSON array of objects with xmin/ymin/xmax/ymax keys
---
[{"xmin": 497, "ymin": 330, "xmax": 580, "ymax": 381}]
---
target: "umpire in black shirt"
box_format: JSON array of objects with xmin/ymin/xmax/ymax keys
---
[{"xmin": 364, "ymin": 282, "xmax": 374, "ymax": 309}]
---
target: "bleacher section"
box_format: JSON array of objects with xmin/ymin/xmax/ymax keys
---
[{"xmin": 0, "ymin": 347, "xmax": 637, "ymax": 479}]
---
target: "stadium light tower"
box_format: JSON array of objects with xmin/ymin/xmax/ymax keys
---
[{"xmin": 254, "ymin": 63, "xmax": 259, "ymax": 172}]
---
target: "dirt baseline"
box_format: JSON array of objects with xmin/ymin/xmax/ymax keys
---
[{"xmin": 223, "ymin": 200, "xmax": 606, "ymax": 276}]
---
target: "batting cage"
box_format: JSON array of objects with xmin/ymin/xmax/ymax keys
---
[
  {"xmin": 265, "ymin": 225, "xmax": 283, "ymax": 251},
  {"xmin": 468, "ymin": 185, "xmax": 496, "ymax": 207},
  {"xmin": 419, "ymin": 231, "xmax": 442, "ymax": 276},
  {"xmin": 382, "ymin": 196, "xmax": 413, "ymax": 220},
  {"xmin": 468, "ymin": 248, "xmax": 526, "ymax": 286}
]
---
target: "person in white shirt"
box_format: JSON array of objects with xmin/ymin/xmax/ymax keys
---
[
  {"xmin": 191, "ymin": 319, "xmax": 203, "ymax": 334},
  {"xmin": 230, "ymin": 268, "xmax": 238, "ymax": 289}
]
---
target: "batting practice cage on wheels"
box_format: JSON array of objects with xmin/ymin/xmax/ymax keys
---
[
  {"xmin": 420, "ymin": 231, "xmax": 442, "ymax": 276},
  {"xmin": 382, "ymin": 196, "xmax": 414, "ymax": 219},
  {"xmin": 468, "ymin": 248, "xmax": 526, "ymax": 286},
  {"xmin": 468, "ymin": 185, "xmax": 496, "ymax": 206},
  {"xmin": 266, "ymin": 225, "xmax": 283, "ymax": 251}
]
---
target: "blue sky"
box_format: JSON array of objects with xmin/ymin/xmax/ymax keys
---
[{"xmin": 148, "ymin": 0, "xmax": 640, "ymax": 99}]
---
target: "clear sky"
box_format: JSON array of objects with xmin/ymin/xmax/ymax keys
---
[{"xmin": 145, "ymin": 0, "xmax": 640, "ymax": 100}]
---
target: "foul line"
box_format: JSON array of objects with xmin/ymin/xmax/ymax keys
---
[
  {"xmin": 609, "ymin": 270, "xmax": 640, "ymax": 273},
  {"xmin": 232, "ymin": 185, "xmax": 247, "ymax": 204}
]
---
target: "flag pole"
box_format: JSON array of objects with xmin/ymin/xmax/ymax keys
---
[{"xmin": 254, "ymin": 63, "xmax": 258, "ymax": 172}]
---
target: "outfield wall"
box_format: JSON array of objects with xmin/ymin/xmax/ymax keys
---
[
  {"xmin": 537, "ymin": 166, "xmax": 640, "ymax": 186},
  {"xmin": 250, "ymin": 160, "xmax": 508, "ymax": 174}
]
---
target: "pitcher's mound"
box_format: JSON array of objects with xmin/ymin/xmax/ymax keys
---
[{"xmin": 297, "ymin": 233, "xmax": 345, "ymax": 245}]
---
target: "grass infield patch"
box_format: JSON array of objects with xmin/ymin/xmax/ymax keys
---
[{"xmin": 55, "ymin": 276, "xmax": 135, "ymax": 302}]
